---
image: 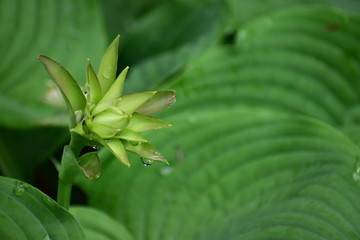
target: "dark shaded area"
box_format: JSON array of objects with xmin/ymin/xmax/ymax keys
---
[
  {"xmin": 0, "ymin": 127, "xmax": 69, "ymax": 182},
  {"xmin": 220, "ymin": 28, "xmax": 237, "ymax": 45},
  {"xmin": 34, "ymin": 154, "xmax": 87, "ymax": 205}
]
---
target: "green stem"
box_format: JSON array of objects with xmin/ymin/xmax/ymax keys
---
[
  {"xmin": 57, "ymin": 179, "xmax": 72, "ymax": 209},
  {"xmin": 56, "ymin": 137, "xmax": 83, "ymax": 209}
]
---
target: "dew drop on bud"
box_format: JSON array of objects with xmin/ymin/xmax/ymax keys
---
[{"xmin": 141, "ymin": 157, "xmax": 153, "ymax": 166}]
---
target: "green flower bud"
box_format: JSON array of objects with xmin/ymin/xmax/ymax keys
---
[{"xmin": 39, "ymin": 35, "xmax": 175, "ymax": 169}]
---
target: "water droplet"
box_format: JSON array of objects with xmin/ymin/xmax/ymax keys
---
[
  {"xmin": 161, "ymin": 167, "xmax": 173, "ymax": 176},
  {"xmin": 238, "ymin": 30, "xmax": 247, "ymax": 40},
  {"xmin": 187, "ymin": 115, "xmax": 198, "ymax": 124},
  {"xmin": 42, "ymin": 196, "xmax": 56, "ymax": 207},
  {"xmin": 81, "ymin": 168, "xmax": 101, "ymax": 180},
  {"xmin": 141, "ymin": 157, "xmax": 153, "ymax": 166},
  {"xmin": 43, "ymin": 234, "xmax": 52, "ymax": 240},
  {"xmin": 353, "ymin": 167, "xmax": 360, "ymax": 182},
  {"xmin": 261, "ymin": 17, "xmax": 273, "ymax": 28},
  {"xmin": 353, "ymin": 158, "xmax": 360, "ymax": 183},
  {"xmin": 13, "ymin": 182, "xmax": 28, "ymax": 196},
  {"xmin": 92, "ymin": 145, "xmax": 98, "ymax": 150}
]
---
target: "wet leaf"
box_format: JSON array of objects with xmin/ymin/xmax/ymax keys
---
[
  {"xmin": 0, "ymin": 176, "xmax": 85, "ymax": 239},
  {"xmin": 77, "ymin": 5, "xmax": 360, "ymax": 240},
  {"xmin": 0, "ymin": 0, "xmax": 106, "ymax": 128},
  {"xmin": 71, "ymin": 206, "xmax": 134, "ymax": 240}
]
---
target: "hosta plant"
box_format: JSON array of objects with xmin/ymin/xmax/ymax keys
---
[{"xmin": 2, "ymin": 1, "xmax": 360, "ymax": 240}]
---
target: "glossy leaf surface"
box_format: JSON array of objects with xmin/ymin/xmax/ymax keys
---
[
  {"xmin": 0, "ymin": 176, "xmax": 85, "ymax": 239},
  {"xmin": 71, "ymin": 206, "xmax": 134, "ymax": 240},
  {"xmin": 77, "ymin": 5, "xmax": 360, "ymax": 240},
  {"xmin": 0, "ymin": 0, "xmax": 106, "ymax": 128},
  {"xmin": 80, "ymin": 109, "xmax": 360, "ymax": 240}
]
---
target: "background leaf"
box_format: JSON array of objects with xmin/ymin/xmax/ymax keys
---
[
  {"xmin": 2, "ymin": 1, "xmax": 360, "ymax": 239},
  {"xmin": 76, "ymin": 4, "xmax": 360, "ymax": 240},
  {"xmin": 116, "ymin": 0, "xmax": 226, "ymax": 93},
  {"xmin": 0, "ymin": 176, "xmax": 85, "ymax": 239},
  {"xmin": 71, "ymin": 206, "xmax": 134, "ymax": 240},
  {"xmin": 0, "ymin": 0, "xmax": 107, "ymax": 128},
  {"xmin": 80, "ymin": 108, "xmax": 360, "ymax": 239},
  {"xmin": 165, "ymin": 5, "xmax": 360, "ymax": 142},
  {"xmin": 119, "ymin": 0, "xmax": 360, "ymax": 94}
]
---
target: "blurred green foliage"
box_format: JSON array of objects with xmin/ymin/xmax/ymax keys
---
[{"xmin": 1, "ymin": 0, "xmax": 360, "ymax": 239}]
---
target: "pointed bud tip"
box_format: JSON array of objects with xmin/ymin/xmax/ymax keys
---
[
  {"xmin": 86, "ymin": 59, "xmax": 93, "ymax": 68},
  {"xmin": 37, "ymin": 54, "xmax": 48, "ymax": 63},
  {"xmin": 37, "ymin": 55, "xmax": 54, "ymax": 63},
  {"xmin": 37, "ymin": 55, "xmax": 60, "ymax": 68},
  {"xmin": 110, "ymin": 34, "xmax": 120, "ymax": 47}
]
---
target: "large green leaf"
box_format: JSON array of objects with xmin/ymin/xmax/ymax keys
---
[
  {"xmin": 0, "ymin": 0, "xmax": 107, "ymax": 128},
  {"xmin": 79, "ymin": 108, "xmax": 360, "ymax": 239},
  {"xmin": 71, "ymin": 206, "xmax": 134, "ymax": 240},
  {"xmin": 117, "ymin": 0, "xmax": 224, "ymax": 66},
  {"xmin": 0, "ymin": 176, "xmax": 85, "ymax": 239},
  {"xmin": 121, "ymin": 1, "xmax": 360, "ymax": 95},
  {"xmin": 117, "ymin": 0, "xmax": 225, "ymax": 93},
  {"xmin": 166, "ymin": 6, "xmax": 360, "ymax": 140},
  {"xmin": 76, "ymin": 5, "xmax": 360, "ymax": 240},
  {"xmin": 225, "ymin": 0, "xmax": 360, "ymax": 28},
  {"xmin": 100, "ymin": 0, "xmax": 168, "ymax": 39}
]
